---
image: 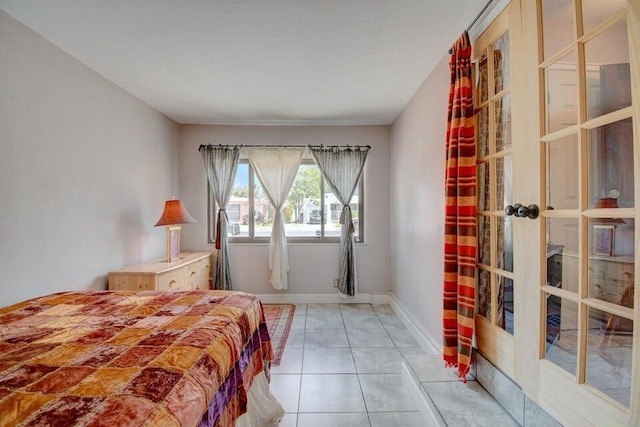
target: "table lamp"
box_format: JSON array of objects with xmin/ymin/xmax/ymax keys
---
[{"xmin": 154, "ymin": 199, "xmax": 196, "ymax": 262}]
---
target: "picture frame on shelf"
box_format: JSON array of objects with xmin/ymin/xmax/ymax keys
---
[{"xmin": 593, "ymin": 224, "xmax": 615, "ymax": 257}]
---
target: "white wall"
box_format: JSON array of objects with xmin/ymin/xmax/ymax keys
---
[
  {"xmin": 179, "ymin": 125, "xmax": 391, "ymax": 296},
  {"xmin": 390, "ymin": 53, "xmax": 450, "ymax": 348},
  {"xmin": 0, "ymin": 11, "xmax": 179, "ymax": 306}
]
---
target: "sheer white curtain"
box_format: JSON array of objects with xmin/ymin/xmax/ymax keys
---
[
  {"xmin": 246, "ymin": 147, "xmax": 305, "ymax": 290},
  {"xmin": 309, "ymin": 146, "xmax": 370, "ymax": 297}
]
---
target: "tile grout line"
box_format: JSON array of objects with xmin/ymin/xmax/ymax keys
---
[
  {"xmin": 341, "ymin": 304, "xmax": 373, "ymax": 427},
  {"xmin": 279, "ymin": 303, "xmax": 423, "ymax": 426}
]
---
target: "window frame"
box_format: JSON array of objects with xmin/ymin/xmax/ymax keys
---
[{"xmin": 207, "ymin": 159, "xmax": 365, "ymax": 244}]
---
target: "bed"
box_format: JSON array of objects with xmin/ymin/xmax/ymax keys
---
[{"xmin": 0, "ymin": 290, "xmax": 283, "ymax": 426}]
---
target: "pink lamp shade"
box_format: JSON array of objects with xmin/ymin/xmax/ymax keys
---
[{"xmin": 154, "ymin": 200, "xmax": 196, "ymax": 227}]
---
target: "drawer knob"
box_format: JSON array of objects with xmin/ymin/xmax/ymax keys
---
[
  {"xmin": 190, "ymin": 271, "xmax": 197, "ymax": 276},
  {"xmin": 169, "ymin": 280, "xmax": 177, "ymax": 288}
]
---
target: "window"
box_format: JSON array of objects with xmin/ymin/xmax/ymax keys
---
[{"xmin": 208, "ymin": 159, "xmax": 364, "ymax": 243}]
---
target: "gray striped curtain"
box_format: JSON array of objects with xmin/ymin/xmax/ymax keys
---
[
  {"xmin": 309, "ymin": 146, "xmax": 370, "ymax": 297},
  {"xmin": 200, "ymin": 145, "xmax": 241, "ymax": 290}
]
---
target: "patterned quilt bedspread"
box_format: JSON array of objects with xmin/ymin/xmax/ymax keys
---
[{"xmin": 0, "ymin": 290, "xmax": 273, "ymax": 427}]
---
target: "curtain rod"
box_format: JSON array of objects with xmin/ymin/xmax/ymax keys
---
[
  {"xmin": 448, "ymin": 0, "xmax": 495, "ymax": 54},
  {"xmin": 198, "ymin": 144, "xmax": 371, "ymax": 151}
]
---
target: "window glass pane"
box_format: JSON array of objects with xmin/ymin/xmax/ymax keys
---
[
  {"xmin": 477, "ymin": 107, "xmax": 490, "ymax": 158},
  {"xmin": 214, "ymin": 158, "xmax": 363, "ymax": 242},
  {"xmin": 325, "ymin": 179, "xmax": 343, "ymax": 238},
  {"xmin": 545, "ymin": 50, "xmax": 579, "ymax": 134},
  {"xmin": 545, "ymin": 297, "xmax": 578, "ymax": 377},
  {"xmin": 351, "ymin": 184, "xmax": 361, "ymax": 242},
  {"xmin": 477, "ymin": 269, "xmax": 491, "ymax": 318},
  {"xmin": 253, "ymin": 173, "xmax": 272, "ymax": 238},
  {"xmin": 546, "ymin": 134, "xmax": 579, "ymax": 210},
  {"xmin": 588, "ymin": 118, "xmax": 634, "ymax": 208},
  {"xmin": 582, "ymin": 0, "xmax": 627, "ymax": 35},
  {"xmin": 548, "ymin": 218, "xmax": 579, "ymax": 294},
  {"xmin": 586, "ymin": 307, "xmax": 632, "ymax": 407},
  {"xmin": 286, "ymin": 163, "xmax": 322, "ymax": 238},
  {"xmin": 585, "ymin": 19, "xmax": 630, "ymax": 120},
  {"xmin": 541, "ymin": 0, "xmax": 575, "ymax": 60},
  {"xmin": 497, "ymin": 215, "xmax": 513, "ymax": 272},
  {"xmin": 496, "ymin": 155, "xmax": 512, "ymax": 210},
  {"xmin": 228, "ymin": 163, "xmax": 249, "ymax": 237},
  {"xmin": 589, "ymin": 218, "xmax": 634, "ymax": 308},
  {"xmin": 478, "ymin": 161, "xmax": 490, "ymax": 212},
  {"xmin": 495, "ymin": 93, "xmax": 512, "ymax": 151},
  {"xmin": 497, "ymin": 275, "xmax": 514, "ymax": 335},
  {"xmin": 478, "ymin": 215, "xmax": 491, "ymax": 266},
  {"xmin": 477, "ymin": 52, "xmax": 489, "ymax": 103},
  {"xmin": 493, "ymin": 32, "xmax": 510, "ymax": 94}
]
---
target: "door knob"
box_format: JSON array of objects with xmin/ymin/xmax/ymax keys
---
[
  {"xmin": 524, "ymin": 204, "xmax": 539, "ymax": 219},
  {"xmin": 504, "ymin": 203, "xmax": 539, "ymax": 219},
  {"xmin": 517, "ymin": 205, "xmax": 530, "ymax": 217},
  {"xmin": 505, "ymin": 204, "xmax": 520, "ymax": 216}
]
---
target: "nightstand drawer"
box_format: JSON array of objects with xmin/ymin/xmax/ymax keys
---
[
  {"xmin": 187, "ymin": 258, "xmax": 211, "ymax": 290},
  {"xmin": 157, "ymin": 268, "xmax": 188, "ymax": 291},
  {"xmin": 109, "ymin": 274, "xmax": 152, "ymax": 291}
]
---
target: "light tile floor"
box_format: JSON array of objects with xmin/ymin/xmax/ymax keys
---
[{"xmin": 270, "ymin": 303, "xmax": 427, "ymax": 427}]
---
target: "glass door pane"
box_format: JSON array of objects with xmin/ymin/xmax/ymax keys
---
[
  {"xmin": 475, "ymin": 28, "xmax": 516, "ymax": 336},
  {"xmin": 541, "ymin": 0, "xmax": 575, "ymax": 60},
  {"xmin": 539, "ymin": 0, "xmax": 636, "ymax": 412}
]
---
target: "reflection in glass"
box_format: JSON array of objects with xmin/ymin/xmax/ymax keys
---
[
  {"xmin": 229, "ymin": 163, "xmax": 250, "ymax": 237},
  {"xmin": 545, "ymin": 297, "xmax": 578, "ymax": 377},
  {"xmin": 541, "ymin": 0, "xmax": 575, "ymax": 60},
  {"xmin": 545, "ymin": 50, "xmax": 578, "ymax": 134},
  {"xmin": 477, "ymin": 269, "xmax": 491, "ymax": 319},
  {"xmin": 495, "ymin": 93, "xmax": 512, "ymax": 151},
  {"xmin": 478, "ymin": 215, "xmax": 491, "ymax": 266},
  {"xmin": 493, "ymin": 32, "xmax": 510, "ymax": 94},
  {"xmin": 497, "ymin": 215, "xmax": 513, "ymax": 273},
  {"xmin": 324, "ymin": 179, "xmax": 344, "ymax": 239},
  {"xmin": 588, "ymin": 118, "xmax": 635, "ymax": 209},
  {"xmin": 589, "ymin": 218, "xmax": 634, "ymax": 308},
  {"xmin": 477, "ymin": 53, "xmax": 488, "ymax": 103},
  {"xmin": 546, "ymin": 135, "xmax": 579, "ymax": 210},
  {"xmin": 585, "ymin": 19, "xmax": 630, "ymax": 120},
  {"xmin": 253, "ymin": 172, "xmax": 272, "ymax": 238},
  {"xmin": 477, "ymin": 107, "xmax": 489, "ymax": 158},
  {"xmin": 497, "ymin": 275, "xmax": 514, "ymax": 335},
  {"xmin": 478, "ymin": 161, "xmax": 490, "ymax": 212},
  {"xmin": 547, "ymin": 218, "xmax": 579, "ymax": 294},
  {"xmin": 582, "ymin": 0, "xmax": 627, "ymax": 35},
  {"xmin": 586, "ymin": 307, "xmax": 632, "ymax": 407},
  {"xmin": 496, "ymin": 156, "xmax": 512, "ymax": 210},
  {"xmin": 284, "ymin": 164, "xmax": 323, "ymax": 238}
]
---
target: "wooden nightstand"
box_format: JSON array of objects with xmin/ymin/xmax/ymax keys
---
[{"xmin": 108, "ymin": 252, "xmax": 212, "ymax": 292}]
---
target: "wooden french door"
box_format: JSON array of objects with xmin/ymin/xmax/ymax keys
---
[
  {"xmin": 475, "ymin": 1, "xmax": 640, "ymax": 425},
  {"xmin": 473, "ymin": 0, "xmax": 525, "ymax": 382},
  {"xmin": 525, "ymin": 0, "xmax": 639, "ymax": 425}
]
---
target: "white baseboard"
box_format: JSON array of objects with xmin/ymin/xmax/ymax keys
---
[
  {"xmin": 402, "ymin": 362, "xmax": 444, "ymax": 426},
  {"xmin": 389, "ymin": 294, "xmax": 442, "ymax": 355},
  {"xmin": 256, "ymin": 292, "xmax": 390, "ymax": 305}
]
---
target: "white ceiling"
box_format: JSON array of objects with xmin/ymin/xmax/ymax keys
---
[{"xmin": 0, "ymin": 0, "xmax": 489, "ymax": 125}]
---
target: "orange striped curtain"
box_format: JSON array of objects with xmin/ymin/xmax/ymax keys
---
[{"xmin": 443, "ymin": 32, "xmax": 476, "ymax": 381}]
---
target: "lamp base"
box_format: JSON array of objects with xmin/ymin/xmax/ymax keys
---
[{"xmin": 166, "ymin": 225, "xmax": 182, "ymax": 262}]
